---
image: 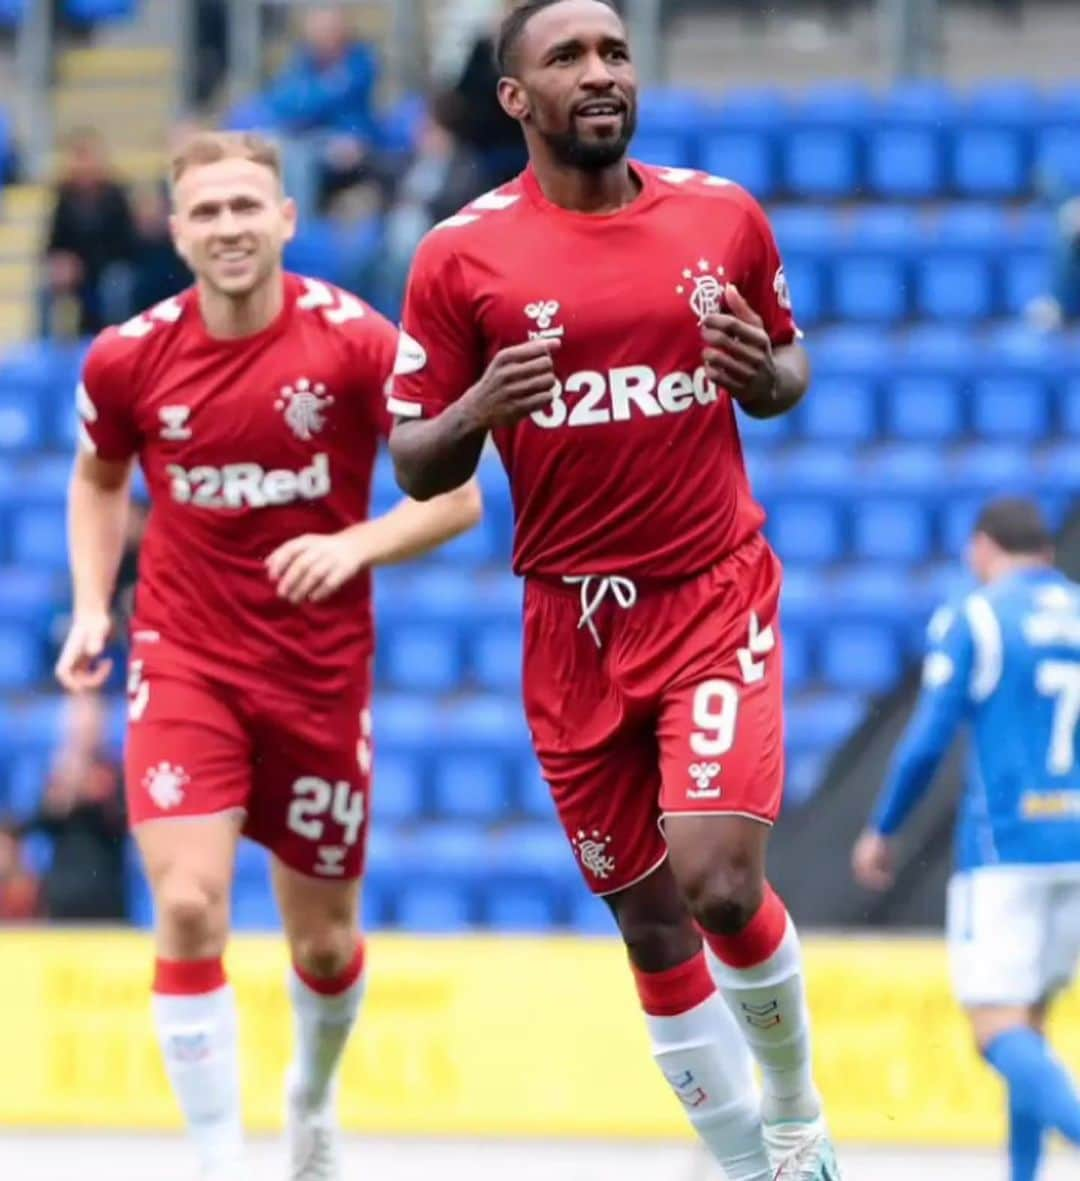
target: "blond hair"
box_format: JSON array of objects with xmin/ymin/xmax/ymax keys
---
[{"xmin": 170, "ymin": 130, "xmax": 283, "ymax": 187}]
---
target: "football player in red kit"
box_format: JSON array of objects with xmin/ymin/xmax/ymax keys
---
[
  {"xmin": 56, "ymin": 131, "xmax": 481, "ymax": 1181},
  {"xmin": 388, "ymin": 3, "xmax": 840, "ymax": 1178}
]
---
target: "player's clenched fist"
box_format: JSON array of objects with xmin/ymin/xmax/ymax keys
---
[
  {"xmin": 701, "ymin": 284, "xmax": 776, "ymax": 406},
  {"xmin": 851, "ymin": 829, "xmax": 897, "ymax": 892},
  {"xmin": 266, "ymin": 529, "xmax": 370, "ymax": 604},
  {"xmin": 55, "ymin": 611, "xmax": 113, "ymax": 691},
  {"xmin": 460, "ymin": 338, "xmax": 561, "ymax": 430}
]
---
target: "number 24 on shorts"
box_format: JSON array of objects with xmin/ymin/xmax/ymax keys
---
[{"xmin": 287, "ymin": 776, "xmax": 365, "ymax": 846}]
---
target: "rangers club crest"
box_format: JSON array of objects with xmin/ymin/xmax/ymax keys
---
[
  {"xmin": 275, "ymin": 377, "xmax": 334, "ymax": 441},
  {"xmin": 571, "ymin": 829, "xmax": 616, "ymax": 881},
  {"xmin": 143, "ymin": 761, "xmax": 189, "ymax": 810},
  {"xmin": 676, "ymin": 258, "xmax": 727, "ymax": 325}
]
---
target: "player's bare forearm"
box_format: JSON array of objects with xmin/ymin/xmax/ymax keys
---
[
  {"xmin": 737, "ymin": 343, "xmax": 811, "ymax": 420},
  {"xmin": 67, "ymin": 451, "xmax": 133, "ymax": 615},
  {"xmin": 388, "ymin": 403, "xmax": 489, "ymax": 501},
  {"xmin": 351, "ymin": 478, "xmax": 483, "ymax": 567}
]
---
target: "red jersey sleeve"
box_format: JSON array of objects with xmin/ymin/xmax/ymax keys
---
[
  {"xmin": 730, "ymin": 191, "xmax": 800, "ymax": 347},
  {"xmin": 341, "ymin": 306, "xmax": 399, "ymax": 439},
  {"xmin": 76, "ymin": 331, "xmax": 140, "ymax": 461},
  {"xmin": 387, "ymin": 234, "xmax": 484, "ymax": 420}
]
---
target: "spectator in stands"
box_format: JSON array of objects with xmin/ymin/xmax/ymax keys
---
[
  {"xmin": 1027, "ymin": 183, "xmax": 1080, "ymax": 332},
  {"xmin": 41, "ymin": 127, "xmax": 137, "ymax": 338},
  {"xmin": 263, "ymin": 6, "xmax": 387, "ymax": 218},
  {"xmin": 130, "ymin": 182, "xmax": 190, "ymax": 311},
  {"xmin": 370, "ymin": 96, "xmax": 484, "ymax": 317},
  {"xmin": 19, "ymin": 694, "xmax": 126, "ymax": 923},
  {"xmin": 436, "ymin": 0, "xmax": 528, "ymax": 192},
  {"xmin": 0, "ymin": 825, "xmax": 41, "ymax": 922}
]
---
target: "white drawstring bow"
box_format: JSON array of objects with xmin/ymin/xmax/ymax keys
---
[{"xmin": 562, "ymin": 575, "xmax": 638, "ymax": 647}]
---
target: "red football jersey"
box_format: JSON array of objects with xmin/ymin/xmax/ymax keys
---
[
  {"xmin": 78, "ymin": 273, "xmax": 397, "ymax": 698},
  {"xmin": 390, "ymin": 163, "xmax": 798, "ymax": 580}
]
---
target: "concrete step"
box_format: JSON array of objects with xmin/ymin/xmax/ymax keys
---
[
  {"xmin": 0, "ymin": 260, "xmax": 36, "ymax": 298},
  {"xmin": 2, "ymin": 185, "xmax": 50, "ymax": 223},
  {"xmin": 0, "ymin": 298, "xmax": 34, "ymax": 345},
  {"xmin": 0, "ymin": 222, "xmax": 36, "ymax": 260},
  {"xmin": 57, "ymin": 46, "xmax": 174, "ymax": 86}
]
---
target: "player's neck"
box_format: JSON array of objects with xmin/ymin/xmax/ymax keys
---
[
  {"xmin": 533, "ymin": 158, "xmax": 641, "ymax": 215},
  {"xmin": 196, "ymin": 272, "xmax": 285, "ymax": 341}
]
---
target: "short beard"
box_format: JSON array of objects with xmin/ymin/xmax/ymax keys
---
[{"xmin": 543, "ymin": 109, "xmax": 637, "ymax": 172}]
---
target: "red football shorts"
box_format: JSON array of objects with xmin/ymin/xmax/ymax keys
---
[
  {"xmin": 523, "ymin": 534, "xmax": 784, "ymax": 896},
  {"xmin": 124, "ymin": 639, "xmax": 372, "ymax": 880}
]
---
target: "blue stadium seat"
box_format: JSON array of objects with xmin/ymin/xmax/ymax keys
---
[
  {"xmin": 951, "ymin": 443, "xmax": 1034, "ymax": 494},
  {"xmin": 362, "ymin": 879, "xmax": 392, "ymax": 930},
  {"xmin": 915, "ymin": 256, "xmax": 995, "ymax": 321},
  {"xmin": 766, "ymin": 500, "xmax": 845, "ymax": 565},
  {"xmin": 517, "ymin": 757, "xmax": 554, "ymax": 821},
  {"xmin": 785, "ymin": 751, "xmax": 827, "ymax": 808},
  {"xmin": 442, "ymin": 696, "xmax": 531, "ymax": 758},
  {"xmin": 380, "ymin": 624, "xmax": 462, "ymax": 693},
  {"xmin": 1061, "ymin": 379, "xmax": 1080, "ymax": 436},
  {"xmin": 406, "ymin": 823, "xmax": 486, "ymax": 885},
  {"xmin": 0, "ymin": 0, "xmax": 25, "ymax": 27},
  {"xmin": 829, "ymin": 567, "xmax": 915, "ymax": 626},
  {"xmin": 775, "ymin": 446, "xmax": 859, "ymax": 497},
  {"xmin": 396, "ymin": 882, "xmax": 473, "ymax": 932},
  {"xmin": 798, "ymin": 81, "xmax": 877, "ymax": 123},
  {"xmin": 1036, "ymin": 127, "xmax": 1080, "ymax": 190},
  {"xmin": 970, "ymin": 376, "xmax": 1049, "ymax": 440},
  {"xmin": 11, "ymin": 506, "xmax": 67, "ymax": 570},
  {"xmin": 431, "ymin": 754, "xmax": 510, "ymax": 822},
  {"xmin": 782, "ymin": 625, "xmax": 813, "ymax": 691},
  {"xmin": 846, "ymin": 206, "xmax": 923, "ymax": 257},
  {"xmin": 832, "ymin": 256, "xmax": 908, "ymax": 324},
  {"xmin": 940, "ymin": 497, "xmax": 985, "ymax": 556},
  {"xmin": 126, "ymin": 852, "xmax": 154, "ymax": 928},
  {"xmin": 883, "ymin": 79, "xmax": 958, "ymax": 124},
  {"xmin": 488, "ymin": 824, "xmax": 578, "ymax": 897},
  {"xmin": 699, "ymin": 131, "xmax": 776, "ymax": 198},
  {"xmin": 0, "ymin": 624, "xmax": 42, "ymax": 691},
  {"xmin": 630, "ymin": 132, "xmax": 692, "ymax": 169},
  {"xmin": 481, "ymin": 883, "xmax": 560, "ymax": 932},
  {"xmin": 819, "ymin": 623, "xmax": 902, "ymax": 694},
  {"xmin": 371, "ymin": 751, "xmax": 424, "ymax": 822},
  {"xmin": 470, "ymin": 624, "xmax": 522, "ymax": 694},
  {"xmin": 739, "ymin": 408, "xmax": 794, "ymax": 449},
  {"xmin": 809, "ymin": 326, "xmax": 894, "ymax": 382},
  {"xmin": 866, "ymin": 127, "xmax": 944, "ymax": 198},
  {"xmin": 6, "ymin": 751, "xmax": 46, "ymax": 817},
  {"xmin": 932, "ymin": 203, "xmax": 1008, "ymax": 251},
  {"xmin": 851, "ymin": 500, "xmax": 934, "ymax": 564},
  {"xmin": 0, "ymin": 567, "xmax": 62, "ymax": 627},
  {"xmin": 951, "ymin": 126, "xmax": 1027, "ymax": 197},
  {"xmin": 786, "ymin": 694, "xmax": 863, "ymax": 753},
  {"xmin": 1002, "ymin": 252, "xmax": 1050, "ymax": 317},
  {"xmin": 232, "ymin": 886, "xmax": 279, "ymax": 932},
  {"xmin": 883, "ymin": 376, "xmax": 965, "ymax": 441},
  {"xmin": 782, "ymin": 128, "xmax": 859, "ymax": 199},
  {"xmin": 63, "ymin": 0, "xmax": 137, "ymax": 21},
  {"xmin": 1039, "ymin": 442, "xmax": 1080, "ymax": 495},
  {"xmin": 569, "ymin": 892, "xmax": 618, "ymax": 935},
  {"xmin": 795, "ymin": 376, "xmax": 877, "ymax": 443},
  {"xmin": 769, "ymin": 207, "xmax": 843, "ymax": 256},
  {"xmin": 0, "ymin": 386, "xmax": 44, "ymax": 454},
  {"xmin": 1010, "ymin": 206, "xmax": 1056, "ymax": 251},
  {"xmin": 782, "ymin": 257, "xmax": 825, "ymax": 326},
  {"xmin": 897, "ymin": 325, "xmax": 982, "ymax": 380},
  {"xmin": 428, "ymin": 517, "xmax": 498, "ymax": 565},
  {"xmin": 963, "ymin": 79, "xmax": 1044, "ymax": 126}
]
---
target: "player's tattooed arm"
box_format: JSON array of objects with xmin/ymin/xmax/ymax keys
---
[
  {"xmin": 701, "ymin": 285, "xmax": 810, "ymax": 420},
  {"xmin": 389, "ymin": 339, "xmax": 560, "ymax": 500}
]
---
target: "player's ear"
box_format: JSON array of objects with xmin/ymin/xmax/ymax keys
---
[
  {"xmin": 281, "ymin": 196, "xmax": 298, "ymax": 244},
  {"xmin": 168, "ymin": 213, "xmax": 190, "ymax": 266},
  {"xmin": 498, "ymin": 77, "xmax": 528, "ymax": 123}
]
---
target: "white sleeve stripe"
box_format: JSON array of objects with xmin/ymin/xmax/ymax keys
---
[
  {"xmin": 386, "ymin": 396, "xmax": 423, "ymax": 419},
  {"xmin": 77, "ymin": 422, "xmax": 97, "ymax": 454},
  {"xmin": 76, "ymin": 380, "xmax": 97, "ymax": 422},
  {"xmin": 965, "ymin": 594, "xmax": 1003, "ymax": 703}
]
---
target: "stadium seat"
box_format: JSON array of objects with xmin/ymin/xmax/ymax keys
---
[
  {"xmin": 776, "ymin": 445, "xmax": 860, "ymax": 497},
  {"xmin": 785, "ymin": 751, "xmax": 827, "ymax": 808},
  {"xmin": 932, "ymin": 203, "xmax": 1008, "ymax": 251},
  {"xmin": 569, "ymin": 891, "xmax": 618, "ymax": 935},
  {"xmin": 0, "ymin": 567, "xmax": 62, "ymax": 627},
  {"xmin": 0, "ymin": 387, "xmax": 44, "ymax": 454},
  {"xmin": 951, "ymin": 443, "xmax": 1035, "ymax": 494},
  {"xmin": 431, "ymin": 753, "xmax": 510, "ymax": 822},
  {"xmin": 786, "ymin": 693, "xmax": 863, "ymax": 753},
  {"xmin": 866, "ymin": 127, "xmax": 944, "ymax": 199},
  {"xmin": 371, "ymin": 751, "xmax": 425, "ymax": 822},
  {"xmin": 481, "ymin": 883, "xmax": 560, "ymax": 932},
  {"xmin": 769, "ymin": 207, "xmax": 842, "ymax": 256},
  {"xmin": 782, "ymin": 257, "xmax": 825, "ymax": 326},
  {"xmin": 809, "ymin": 326, "xmax": 894, "ymax": 381},
  {"xmin": 0, "ymin": 0, "xmax": 25, "ymax": 27},
  {"xmin": 488, "ymin": 824, "xmax": 578, "ymax": 898},
  {"xmin": 10, "ymin": 506, "xmax": 68, "ymax": 571},
  {"xmin": 851, "ymin": 500, "xmax": 934, "ymax": 564},
  {"xmin": 832, "ymin": 256, "xmax": 908, "ymax": 324},
  {"xmin": 897, "ymin": 325, "xmax": 981, "ymax": 380},
  {"xmin": 939, "ymin": 497, "xmax": 985, "ymax": 556},
  {"xmin": 441, "ymin": 696, "xmax": 531, "ymax": 758},
  {"xmin": 846, "ymin": 205, "xmax": 923, "ymax": 257},
  {"xmin": 699, "ymin": 131, "xmax": 776, "ymax": 198},
  {"xmin": 782, "ymin": 128, "xmax": 859, "ymax": 199},
  {"xmin": 970, "ymin": 376, "xmax": 1050, "ymax": 440},
  {"xmin": 517, "ymin": 756, "xmax": 554, "ymax": 821},
  {"xmin": 795, "ymin": 376, "xmax": 877, "ymax": 443},
  {"xmin": 739, "ymin": 408, "xmax": 794, "ymax": 449},
  {"xmin": 915, "ymin": 256, "xmax": 995, "ymax": 322},
  {"xmin": 829, "ymin": 567, "xmax": 916, "ymax": 626},
  {"xmin": 396, "ymin": 882, "xmax": 473, "ymax": 932},
  {"xmin": 63, "ymin": 0, "xmax": 137, "ymax": 21},
  {"xmin": 380, "ymin": 623, "xmax": 463, "ymax": 693},
  {"xmin": 883, "ymin": 79, "xmax": 958, "ymax": 124},
  {"xmin": 6, "ymin": 751, "xmax": 46, "ymax": 818},
  {"xmin": 1002, "ymin": 252, "xmax": 1051, "ymax": 317},
  {"xmin": 766, "ymin": 500, "xmax": 845, "ymax": 565},
  {"xmin": 470, "ymin": 624, "xmax": 522, "ymax": 694},
  {"xmin": 1060, "ymin": 379, "xmax": 1080, "ymax": 436},
  {"xmin": 951, "ymin": 127, "xmax": 1027, "ymax": 197},
  {"xmin": 0, "ymin": 624, "xmax": 43, "ymax": 691},
  {"xmin": 883, "ymin": 377, "xmax": 965, "ymax": 441},
  {"xmin": 1036, "ymin": 127, "xmax": 1080, "ymax": 190},
  {"xmin": 819, "ymin": 623, "xmax": 902, "ymax": 694},
  {"xmin": 782, "ymin": 625, "xmax": 813, "ymax": 691},
  {"xmin": 963, "ymin": 79, "xmax": 1044, "ymax": 126},
  {"xmin": 232, "ymin": 886, "xmax": 279, "ymax": 932},
  {"xmin": 630, "ymin": 132, "xmax": 692, "ymax": 170},
  {"xmin": 1038, "ymin": 442, "xmax": 1080, "ymax": 495}
]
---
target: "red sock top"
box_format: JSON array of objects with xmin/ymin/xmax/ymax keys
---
[
  {"xmin": 631, "ymin": 950, "xmax": 716, "ymax": 1017},
  {"xmin": 153, "ymin": 956, "xmax": 226, "ymax": 996},
  {"xmin": 702, "ymin": 883, "xmax": 788, "ymax": 969},
  {"xmin": 294, "ymin": 939, "xmax": 365, "ymax": 997}
]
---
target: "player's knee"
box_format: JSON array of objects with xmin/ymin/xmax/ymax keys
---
[
  {"xmin": 291, "ymin": 924, "xmax": 356, "ymax": 981},
  {"xmin": 618, "ymin": 915, "xmax": 700, "ymax": 973},
  {"xmin": 155, "ymin": 874, "xmax": 228, "ymax": 954},
  {"xmin": 681, "ymin": 861, "xmax": 764, "ymax": 937}
]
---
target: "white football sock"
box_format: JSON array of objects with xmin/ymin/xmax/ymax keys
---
[
  {"xmin": 706, "ymin": 915, "xmax": 821, "ymax": 1125},
  {"xmin": 646, "ymin": 993, "xmax": 772, "ymax": 1181},
  {"xmin": 287, "ymin": 962, "xmax": 365, "ymax": 1111},
  {"xmin": 152, "ymin": 984, "xmax": 244, "ymax": 1173}
]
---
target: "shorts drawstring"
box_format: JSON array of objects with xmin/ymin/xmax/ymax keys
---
[{"xmin": 561, "ymin": 575, "xmax": 638, "ymax": 647}]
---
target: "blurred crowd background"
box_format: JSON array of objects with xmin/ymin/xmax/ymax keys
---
[{"xmin": 0, "ymin": 0, "xmax": 1078, "ymax": 936}]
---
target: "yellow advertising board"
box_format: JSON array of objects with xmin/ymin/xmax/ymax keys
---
[{"xmin": 0, "ymin": 930, "xmax": 1076, "ymax": 1144}]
